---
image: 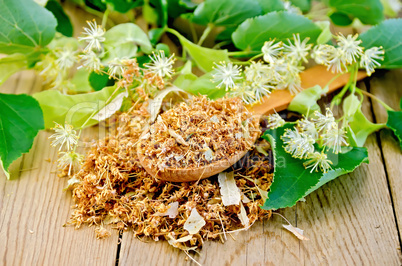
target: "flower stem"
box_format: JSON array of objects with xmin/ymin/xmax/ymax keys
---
[
  {"xmin": 197, "ymin": 24, "xmax": 214, "ymax": 46},
  {"xmin": 357, "ymin": 89, "xmax": 395, "ymax": 112},
  {"xmin": 102, "ymin": 6, "xmax": 111, "ymax": 29},
  {"xmin": 227, "ymin": 50, "xmax": 259, "ymax": 58}
]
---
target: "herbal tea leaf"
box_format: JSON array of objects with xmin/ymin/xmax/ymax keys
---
[
  {"xmin": 0, "ymin": 93, "xmax": 44, "ymax": 179},
  {"xmin": 167, "ymin": 29, "xmax": 229, "ymax": 72},
  {"xmin": 329, "ymin": 0, "xmax": 384, "ymax": 25},
  {"xmin": 33, "ymin": 86, "xmax": 119, "ymax": 129},
  {"xmin": 45, "ymin": 0, "xmax": 73, "ymax": 37},
  {"xmin": 261, "ymin": 123, "xmax": 369, "ymax": 210},
  {"xmin": 191, "ymin": 0, "xmax": 261, "ymax": 27},
  {"xmin": 103, "ymin": 23, "xmax": 152, "ymax": 62},
  {"xmin": 0, "ymin": 0, "xmax": 57, "ymax": 54},
  {"xmin": 343, "ymin": 94, "xmax": 385, "ymax": 147},
  {"xmin": 288, "ymin": 85, "xmax": 328, "ymax": 115},
  {"xmin": 359, "ymin": 19, "xmax": 402, "ymax": 68},
  {"xmin": 386, "ymin": 99, "xmax": 402, "ymax": 149},
  {"xmin": 0, "ymin": 54, "xmax": 27, "ymax": 86},
  {"xmin": 232, "ymin": 11, "xmax": 322, "ymax": 51}
]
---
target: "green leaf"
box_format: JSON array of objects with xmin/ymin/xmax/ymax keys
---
[
  {"xmin": 315, "ymin": 21, "xmax": 333, "ymax": 45},
  {"xmin": 45, "ymin": 0, "xmax": 73, "ymax": 37},
  {"xmin": 0, "ymin": 0, "xmax": 57, "ymax": 54},
  {"xmin": 104, "ymin": 0, "xmax": 142, "ymax": 13},
  {"xmin": 0, "ymin": 54, "xmax": 27, "ymax": 86},
  {"xmin": 167, "ymin": 29, "xmax": 229, "ymax": 72},
  {"xmin": 232, "ymin": 11, "xmax": 322, "ymax": 52},
  {"xmin": 329, "ymin": 0, "xmax": 384, "ymax": 25},
  {"xmin": 103, "ymin": 23, "xmax": 153, "ymax": 62},
  {"xmin": 88, "ymin": 71, "xmax": 115, "ymax": 91},
  {"xmin": 33, "ymin": 86, "xmax": 119, "ymax": 129},
  {"xmin": 69, "ymin": 68, "xmax": 93, "ymax": 93},
  {"xmin": 289, "ymin": 0, "xmax": 311, "ymax": 12},
  {"xmin": 0, "ymin": 93, "xmax": 44, "ymax": 179},
  {"xmin": 288, "ymin": 85, "xmax": 328, "ymax": 115},
  {"xmin": 386, "ymin": 98, "xmax": 402, "ymax": 149},
  {"xmin": 380, "ymin": 0, "xmax": 400, "ymax": 17},
  {"xmin": 359, "ymin": 18, "xmax": 402, "ymax": 69},
  {"xmin": 343, "ymin": 94, "xmax": 385, "ymax": 147},
  {"xmin": 191, "ymin": 0, "xmax": 262, "ymax": 27},
  {"xmin": 261, "ymin": 123, "xmax": 368, "ymax": 210},
  {"xmin": 150, "ymin": 0, "xmax": 168, "ymax": 27},
  {"xmin": 256, "ymin": 0, "xmax": 285, "ymax": 13},
  {"xmin": 175, "ymin": 71, "xmax": 227, "ymax": 99},
  {"xmin": 329, "ymin": 12, "xmax": 354, "ymax": 26}
]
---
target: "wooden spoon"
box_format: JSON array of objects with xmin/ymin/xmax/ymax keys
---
[{"xmin": 138, "ymin": 65, "xmax": 367, "ymax": 182}]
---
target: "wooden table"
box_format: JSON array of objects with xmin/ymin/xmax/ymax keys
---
[{"xmin": 1, "ymin": 5, "xmax": 402, "ymax": 265}]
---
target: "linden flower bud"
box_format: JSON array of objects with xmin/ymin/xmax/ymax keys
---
[
  {"xmin": 212, "ymin": 62, "xmax": 242, "ymax": 91},
  {"xmin": 266, "ymin": 113, "xmax": 285, "ymax": 129},
  {"xmin": 311, "ymin": 108, "xmax": 335, "ymax": 133},
  {"xmin": 281, "ymin": 128, "xmax": 315, "ymax": 159},
  {"xmin": 144, "ymin": 50, "xmax": 176, "ymax": 78},
  {"xmin": 229, "ymin": 83, "xmax": 256, "ymax": 105},
  {"xmin": 79, "ymin": 51, "xmax": 102, "ymax": 72},
  {"xmin": 78, "ymin": 20, "xmax": 106, "ymax": 52},
  {"xmin": 49, "ymin": 122, "xmax": 79, "ymax": 151},
  {"xmin": 335, "ymin": 33, "xmax": 363, "ymax": 64},
  {"xmin": 58, "ymin": 151, "xmax": 84, "ymax": 176},
  {"xmin": 321, "ymin": 125, "xmax": 348, "ymax": 154},
  {"xmin": 303, "ymin": 151, "xmax": 333, "ymax": 173},
  {"xmin": 360, "ymin": 46, "xmax": 384, "ymax": 76},
  {"xmin": 262, "ymin": 40, "xmax": 283, "ymax": 64},
  {"xmin": 283, "ymin": 34, "xmax": 312, "ymax": 63},
  {"xmin": 55, "ymin": 47, "xmax": 77, "ymax": 70}
]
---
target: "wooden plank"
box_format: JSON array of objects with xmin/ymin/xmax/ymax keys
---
[
  {"xmin": 0, "ymin": 71, "xmax": 119, "ymax": 266},
  {"xmin": 369, "ymin": 69, "xmax": 402, "ymax": 236}
]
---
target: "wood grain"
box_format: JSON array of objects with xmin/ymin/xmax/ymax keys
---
[
  {"xmin": 369, "ymin": 70, "xmax": 402, "ymax": 239},
  {"xmin": 0, "ymin": 71, "xmax": 119, "ymax": 266}
]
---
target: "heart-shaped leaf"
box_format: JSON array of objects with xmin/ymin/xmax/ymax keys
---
[
  {"xmin": 0, "ymin": 93, "xmax": 44, "ymax": 179},
  {"xmin": 386, "ymin": 98, "xmax": 402, "ymax": 149},
  {"xmin": 191, "ymin": 0, "xmax": 262, "ymax": 27},
  {"xmin": 232, "ymin": 11, "xmax": 322, "ymax": 52},
  {"xmin": 0, "ymin": 54, "xmax": 27, "ymax": 86},
  {"xmin": 261, "ymin": 123, "xmax": 368, "ymax": 210},
  {"xmin": 33, "ymin": 86, "xmax": 119, "ymax": 129},
  {"xmin": 0, "ymin": 0, "xmax": 57, "ymax": 54},
  {"xmin": 329, "ymin": 0, "xmax": 384, "ymax": 25},
  {"xmin": 359, "ymin": 18, "xmax": 402, "ymax": 69}
]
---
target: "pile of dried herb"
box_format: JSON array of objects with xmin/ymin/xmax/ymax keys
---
[
  {"xmin": 66, "ymin": 97, "xmax": 272, "ymax": 250},
  {"xmin": 139, "ymin": 96, "xmax": 260, "ymax": 171}
]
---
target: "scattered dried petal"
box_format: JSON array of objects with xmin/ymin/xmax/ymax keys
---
[
  {"xmin": 218, "ymin": 172, "xmax": 241, "ymax": 206},
  {"xmin": 184, "ymin": 208, "xmax": 206, "ymax": 235}
]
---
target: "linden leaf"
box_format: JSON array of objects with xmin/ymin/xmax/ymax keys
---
[
  {"xmin": 33, "ymin": 86, "xmax": 118, "ymax": 129},
  {"xmin": 0, "ymin": 0, "xmax": 57, "ymax": 54},
  {"xmin": 45, "ymin": 0, "xmax": 73, "ymax": 37},
  {"xmin": 0, "ymin": 54, "xmax": 27, "ymax": 86},
  {"xmin": 288, "ymin": 85, "xmax": 328, "ymax": 115},
  {"xmin": 232, "ymin": 11, "xmax": 322, "ymax": 52},
  {"xmin": 386, "ymin": 98, "xmax": 402, "ymax": 150},
  {"xmin": 329, "ymin": 0, "xmax": 384, "ymax": 25},
  {"xmin": 343, "ymin": 94, "xmax": 385, "ymax": 147},
  {"xmin": 183, "ymin": 208, "xmax": 206, "ymax": 234},
  {"xmin": 191, "ymin": 0, "xmax": 262, "ymax": 27},
  {"xmin": 0, "ymin": 93, "xmax": 44, "ymax": 179},
  {"xmin": 359, "ymin": 19, "xmax": 402, "ymax": 68},
  {"xmin": 167, "ymin": 28, "xmax": 229, "ymax": 72},
  {"xmin": 92, "ymin": 91, "xmax": 128, "ymax": 121},
  {"xmin": 218, "ymin": 171, "xmax": 241, "ymax": 206},
  {"xmin": 261, "ymin": 123, "xmax": 368, "ymax": 210}
]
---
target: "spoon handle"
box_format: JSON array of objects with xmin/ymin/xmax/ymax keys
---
[{"xmin": 250, "ymin": 65, "xmax": 367, "ymax": 115}]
